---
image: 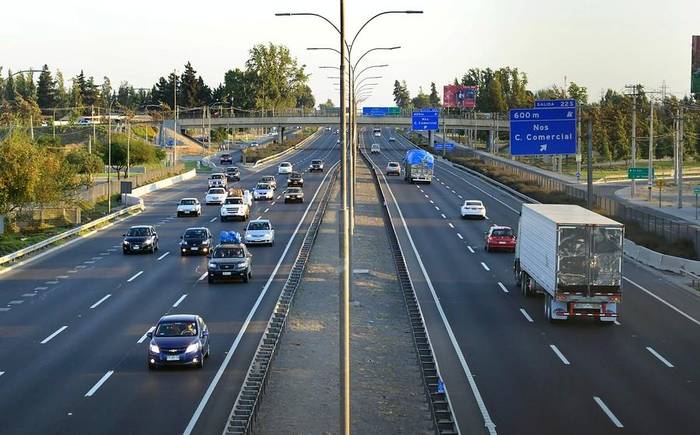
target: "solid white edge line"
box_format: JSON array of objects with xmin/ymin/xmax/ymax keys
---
[
  {"xmin": 645, "ymin": 346, "xmax": 674, "ymax": 368},
  {"xmin": 497, "ymin": 282, "xmax": 509, "ymax": 293},
  {"xmin": 89, "ymin": 294, "xmax": 111, "ymax": 309},
  {"xmin": 126, "ymin": 271, "xmax": 143, "ymax": 282},
  {"xmin": 157, "ymin": 251, "xmax": 171, "ymax": 261},
  {"xmin": 137, "ymin": 326, "xmax": 155, "ymax": 344},
  {"xmin": 467, "ymin": 246, "xmax": 475, "ymax": 254},
  {"xmin": 593, "ymin": 396, "xmax": 624, "ymax": 428},
  {"xmin": 172, "ymin": 294, "xmax": 188, "ymax": 308},
  {"xmin": 40, "ymin": 325, "xmax": 68, "ymax": 344},
  {"xmin": 519, "ymin": 308, "xmax": 534, "ymax": 323},
  {"xmin": 182, "ymin": 161, "xmax": 338, "ymax": 435},
  {"xmin": 623, "ymin": 277, "xmax": 700, "ymax": 327},
  {"xmin": 481, "ymin": 262, "xmax": 490, "ymax": 271},
  {"xmin": 365, "ymin": 154, "xmax": 491, "ymax": 435},
  {"xmin": 84, "ymin": 370, "xmax": 114, "ymax": 397},
  {"xmin": 549, "ymin": 344, "xmax": 571, "ymax": 365}
]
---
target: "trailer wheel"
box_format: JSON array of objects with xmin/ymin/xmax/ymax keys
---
[
  {"xmin": 520, "ymin": 272, "xmax": 528, "ymax": 296},
  {"xmin": 514, "ymin": 261, "xmax": 522, "ymax": 286},
  {"xmin": 545, "ymin": 294, "xmax": 554, "ymax": 322}
]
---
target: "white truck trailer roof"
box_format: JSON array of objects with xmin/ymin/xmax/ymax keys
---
[{"xmin": 522, "ymin": 204, "xmax": 622, "ymax": 227}]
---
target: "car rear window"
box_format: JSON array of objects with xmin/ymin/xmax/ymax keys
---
[
  {"xmin": 466, "ymin": 201, "xmax": 482, "ymax": 207},
  {"xmin": 226, "ymin": 198, "xmax": 243, "ymax": 204},
  {"xmin": 492, "ymin": 229, "xmax": 514, "ymax": 237},
  {"xmin": 127, "ymin": 227, "xmax": 150, "ymax": 236},
  {"xmin": 256, "ymin": 183, "xmax": 270, "ymax": 189},
  {"xmin": 185, "ymin": 229, "xmax": 206, "ymax": 239},
  {"xmin": 155, "ymin": 321, "xmax": 197, "ymax": 337},
  {"xmin": 312, "ymin": 160, "xmax": 322, "ymax": 164},
  {"xmin": 211, "ymin": 174, "xmax": 224, "ymax": 179},
  {"xmin": 181, "ymin": 199, "xmax": 196, "ymax": 205},
  {"xmin": 248, "ymin": 222, "xmax": 270, "ymax": 231},
  {"xmin": 209, "ymin": 188, "xmax": 225, "ymax": 194}
]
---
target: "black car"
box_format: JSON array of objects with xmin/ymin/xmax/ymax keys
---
[
  {"xmin": 309, "ymin": 159, "xmax": 324, "ymax": 172},
  {"xmin": 287, "ymin": 172, "xmax": 304, "ymax": 187},
  {"xmin": 225, "ymin": 166, "xmax": 240, "ymax": 181},
  {"xmin": 180, "ymin": 227, "xmax": 213, "ymax": 256},
  {"xmin": 122, "ymin": 225, "xmax": 159, "ymax": 254},
  {"xmin": 207, "ymin": 243, "xmax": 252, "ymax": 283},
  {"xmin": 220, "ymin": 153, "xmax": 233, "ymax": 165},
  {"xmin": 147, "ymin": 314, "xmax": 210, "ymax": 369}
]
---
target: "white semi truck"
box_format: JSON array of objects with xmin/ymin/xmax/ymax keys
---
[{"xmin": 513, "ymin": 204, "xmax": 624, "ymax": 323}]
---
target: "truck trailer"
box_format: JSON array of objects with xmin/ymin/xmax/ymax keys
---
[
  {"xmin": 513, "ymin": 204, "xmax": 624, "ymax": 323},
  {"xmin": 403, "ymin": 149, "xmax": 434, "ymax": 183}
]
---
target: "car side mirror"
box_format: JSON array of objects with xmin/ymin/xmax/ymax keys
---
[
  {"xmin": 147, "ymin": 331, "xmax": 153, "ymax": 338},
  {"xmin": 122, "ymin": 234, "xmax": 126, "ymax": 237}
]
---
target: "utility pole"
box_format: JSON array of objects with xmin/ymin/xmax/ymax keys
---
[
  {"xmin": 625, "ymin": 85, "xmax": 638, "ymax": 197},
  {"xmin": 648, "ymin": 101, "xmax": 654, "ymax": 202},
  {"xmin": 678, "ymin": 106, "xmax": 684, "ymax": 208},
  {"xmin": 173, "ymin": 71, "xmax": 178, "ymax": 166},
  {"xmin": 587, "ymin": 118, "xmax": 593, "ymax": 209},
  {"xmin": 442, "ymin": 108, "xmax": 447, "ymax": 158}
]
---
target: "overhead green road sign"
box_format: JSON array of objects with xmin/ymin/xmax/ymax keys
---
[{"xmin": 628, "ymin": 167, "xmax": 654, "ymax": 180}]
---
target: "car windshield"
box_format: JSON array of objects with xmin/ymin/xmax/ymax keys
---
[
  {"xmin": 226, "ymin": 198, "xmax": 243, "ymax": 204},
  {"xmin": 180, "ymin": 199, "xmax": 196, "ymax": 205},
  {"xmin": 281, "ymin": 163, "xmax": 290, "ymax": 167},
  {"xmin": 388, "ymin": 162, "xmax": 399, "ymax": 167},
  {"xmin": 213, "ymin": 247, "xmax": 245, "ymax": 258},
  {"xmin": 127, "ymin": 227, "xmax": 149, "ymax": 237},
  {"xmin": 211, "ymin": 174, "xmax": 224, "ymax": 179},
  {"xmin": 209, "ymin": 188, "xmax": 224, "ymax": 194},
  {"xmin": 290, "ymin": 173, "xmax": 302, "ymax": 178},
  {"xmin": 256, "ymin": 183, "xmax": 270, "ymax": 189},
  {"xmin": 184, "ymin": 229, "xmax": 206, "ymax": 239},
  {"xmin": 492, "ymin": 228, "xmax": 514, "ymax": 237},
  {"xmin": 226, "ymin": 168, "xmax": 238, "ymax": 173},
  {"xmin": 312, "ymin": 160, "xmax": 321, "ymax": 164},
  {"xmin": 155, "ymin": 321, "xmax": 198, "ymax": 337},
  {"xmin": 288, "ymin": 188, "xmax": 301, "ymax": 194},
  {"xmin": 465, "ymin": 201, "xmax": 483, "ymax": 207},
  {"xmin": 262, "ymin": 176, "xmax": 274, "ymax": 181},
  {"xmin": 248, "ymin": 221, "xmax": 271, "ymax": 231}
]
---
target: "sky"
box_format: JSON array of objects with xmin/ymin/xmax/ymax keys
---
[{"xmin": 1, "ymin": 0, "xmax": 698, "ymax": 108}]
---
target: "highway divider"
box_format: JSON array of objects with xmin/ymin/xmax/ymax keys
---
[{"xmin": 251, "ymin": 129, "xmax": 321, "ymax": 168}]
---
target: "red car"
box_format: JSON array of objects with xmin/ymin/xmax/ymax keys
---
[{"xmin": 485, "ymin": 225, "xmax": 516, "ymax": 252}]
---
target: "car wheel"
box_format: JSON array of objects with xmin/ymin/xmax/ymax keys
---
[
  {"xmin": 243, "ymin": 271, "xmax": 250, "ymax": 283},
  {"xmin": 177, "ymin": 212, "xmax": 182, "ymax": 217},
  {"xmin": 208, "ymin": 276, "xmax": 214, "ymax": 284},
  {"xmin": 148, "ymin": 361, "xmax": 156, "ymax": 370},
  {"xmin": 485, "ymin": 245, "xmax": 489, "ymax": 252},
  {"xmin": 220, "ymin": 216, "xmax": 225, "ymax": 222},
  {"xmin": 205, "ymin": 345, "xmax": 210, "ymax": 358},
  {"xmin": 155, "ymin": 242, "xmax": 159, "ymax": 252},
  {"xmin": 196, "ymin": 356, "xmax": 204, "ymax": 369}
]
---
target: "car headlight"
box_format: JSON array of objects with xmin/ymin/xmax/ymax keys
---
[
  {"xmin": 186, "ymin": 342, "xmax": 200, "ymax": 354},
  {"xmin": 201, "ymin": 240, "xmax": 210, "ymax": 245},
  {"xmin": 123, "ymin": 240, "xmax": 129, "ymax": 245},
  {"xmin": 143, "ymin": 239, "xmax": 152, "ymax": 245},
  {"xmin": 236, "ymin": 261, "xmax": 249, "ymax": 269},
  {"xmin": 149, "ymin": 343, "xmax": 160, "ymax": 353},
  {"xmin": 208, "ymin": 262, "xmax": 217, "ymax": 269},
  {"xmin": 181, "ymin": 240, "xmax": 188, "ymax": 246}
]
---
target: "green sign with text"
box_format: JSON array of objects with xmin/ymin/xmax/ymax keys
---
[{"xmin": 628, "ymin": 167, "xmax": 654, "ymax": 180}]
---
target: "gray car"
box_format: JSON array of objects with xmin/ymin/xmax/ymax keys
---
[{"xmin": 207, "ymin": 243, "xmax": 252, "ymax": 283}]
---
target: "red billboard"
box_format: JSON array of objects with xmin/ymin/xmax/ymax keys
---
[
  {"xmin": 692, "ymin": 35, "xmax": 700, "ymax": 95},
  {"xmin": 443, "ymin": 85, "xmax": 477, "ymax": 109}
]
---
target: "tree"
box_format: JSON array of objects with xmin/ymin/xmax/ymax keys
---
[
  {"xmin": 83, "ymin": 76, "xmax": 98, "ymax": 106},
  {"xmin": 36, "ymin": 65, "xmax": 55, "ymax": 108},
  {"xmin": 486, "ymin": 77, "xmax": 507, "ymax": 113},
  {"xmin": 429, "ymin": 82, "xmax": 441, "ymax": 107},
  {"xmin": 99, "ymin": 76, "xmax": 112, "ymax": 108},
  {"xmin": 66, "ymin": 148, "xmax": 103, "ymax": 179},
  {"xmin": 4, "ymin": 70, "xmax": 16, "ymax": 101},
  {"xmin": 179, "ymin": 62, "xmax": 200, "ymax": 107},
  {"xmin": 245, "ymin": 43, "xmax": 310, "ymax": 110},
  {"xmin": 55, "ymin": 69, "xmax": 68, "ymax": 107},
  {"xmin": 295, "ymin": 84, "xmax": 315, "ymax": 109},
  {"xmin": 318, "ymin": 98, "xmax": 335, "ymax": 110},
  {"xmin": 411, "ymin": 86, "xmax": 430, "ymax": 108},
  {"xmin": 392, "ymin": 80, "xmax": 411, "ymax": 109},
  {"xmin": 567, "ymin": 82, "xmax": 588, "ymax": 105},
  {"xmin": 97, "ymin": 133, "xmax": 165, "ymax": 179},
  {"xmin": 222, "ymin": 68, "xmax": 256, "ymax": 110}
]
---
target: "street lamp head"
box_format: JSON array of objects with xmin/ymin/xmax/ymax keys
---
[
  {"xmin": 274, "ymin": 12, "xmax": 292, "ymax": 16},
  {"xmin": 403, "ymin": 10, "xmax": 424, "ymax": 14}
]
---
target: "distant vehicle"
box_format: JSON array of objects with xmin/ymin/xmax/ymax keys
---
[
  {"xmin": 514, "ymin": 204, "xmax": 624, "ymax": 323},
  {"xmin": 386, "ymin": 162, "xmax": 401, "ymax": 176},
  {"xmin": 253, "ymin": 182, "xmax": 274, "ymax": 200},
  {"xmin": 208, "ymin": 173, "xmax": 227, "ymax": 188},
  {"xmin": 251, "ymin": 142, "xmax": 259, "ymax": 147},
  {"xmin": 287, "ymin": 172, "xmax": 304, "ymax": 187},
  {"xmin": 147, "ymin": 314, "xmax": 210, "ymax": 369},
  {"xmin": 220, "ymin": 190, "xmax": 250, "ymax": 221},
  {"xmin": 336, "ymin": 139, "xmax": 341, "ymax": 144},
  {"xmin": 309, "ymin": 159, "xmax": 324, "ymax": 172},
  {"xmin": 389, "ymin": 136, "xmax": 396, "ymax": 142},
  {"xmin": 335, "ymin": 129, "xmax": 339, "ymax": 134},
  {"xmin": 484, "ymin": 225, "xmax": 516, "ymax": 252},
  {"xmin": 278, "ymin": 162, "xmax": 293, "ymax": 174},
  {"xmin": 207, "ymin": 236, "xmax": 252, "ymax": 283},
  {"xmin": 285, "ymin": 187, "xmax": 304, "ymax": 203},
  {"xmin": 225, "ymin": 166, "xmax": 240, "ymax": 182},
  {"xmin": 260, "ymin": 175, "xmax": 277, "ymax": 190},
  {"xmin": 180, "ymin": 227, "xmax": 213, "ymax": 256},
  {"xmin": 244, "ymin": 219, "xmax": 275, "ymax": 246},
  {"xmin": 403, "ymin": 149, "xmax": 434, "ymax": 183},
  {"xmin": 205, "ymin": 187, "xmax": 228, "ymax": 205},
  {"xmin": 177, "ymin": 198, "xmax": 201, "ymax": 217},
  {"xmin": 220, "ymin": 153, "xmax": 233, "ymax": 165},
  {"xmin": 122, "ymin": 225, "xmax": 159, "ymax": 254},
  {"xmin": 461, "ymin": 200, "xmax": 486, "ymax": 219},
  {"xmin": 370, "ymin": 143, "xmax": 381, "ymax": 154},
  {"xmin": 373, "ymin": 127, "xmax": 381, "ymax": 137}
]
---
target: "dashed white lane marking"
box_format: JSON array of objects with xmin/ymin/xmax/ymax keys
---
[
  {"xmin": 424, "ymin": 194, "xmax": 429, "ymax": 198},
  {"xmin": 198, "ymin": 272, "xmax": 208, "ymax": 281},
  {"xmin": 99, "ymin": 252, "xmax": 109, "ymax": 256},
  {"xmin": 441, "ymin": 214, "xmax": 447, "ymax": 219},
  {"xmin": 56, "ymin": 275, "xmax": 69, "ymax": 279},
  {"xmin": 209, "ymin": 217, "xmax": 217, "ymax": 223},
  {"xmin": 429, "ymin": 200, "xmax": 434, "ymax": 204},
  {"xmin": 498, "ymin": 282, "xmax": 509, "ymax": 293},
  {"xmin": 0, "ymin": 308, "xmax": 11, "ymax": 312},
  {"xmin": 157, "ymin": 251, "xmax": 170, "ymax": 261},
  {"xmin": 271, "ymin": 202, "xmax": 276, "ymax": 205},
  {"xmin": 614, "ymin": 320, "xmax": 621, "ymax": 326},
  {"xmin": 623, "ymin": 277, "xmax": 700, "ymax": 327},
  {"xmin": 45, "ymin": 280, "xmax": 59, "ymax": 284},
  {"xmin": 172, "ymin": 294, "xmax": 188, "ymax": 308},
  {"xmin": 9, "ymin": 300, "xmax": 24, "ymax": 305},
  {"xmin": 434, "ymin": 206, "xmax": 440, "ymax": 211},
  {"xmin": 34, "ymin": 286, "xmax": 48, "ymax": 290},
  {"xmin": 90, "ymin": 294, "xmax": 112, "ymax": 309},
  {"xmin": 277, "ymin": 195, "xmax": 282, "ymax": 199},
  {"xmin": 256, "ymin": 216, "xmax": 262, "ymax": 220},
  {"xmin": 127, "ymin": 271, "xmax": 143, "ymax": 282},
  {"xmin": 41, "ymin": 326, "xmax": 68, "ymax": 344},
  {"xmin": 67, "ymin": 270, "xmax": 78, "ymax": 274},
  {"xmin": 480, "ymin": 262, "xmax": 490, "ymax": 271},
  {"xmin": 446, "ymin": 185, "xmax": 451, "ymax": 189},
  {"xmin": 549, "ymin": 345, "xmax": 571, "ymax": 365},
  {"xmin": 593, "ymin": 396, "xmax": 624, "ymax": 428},
  {"xmin": 451, "ymin": 190, "xmax": 456, "ymax": 194},
  {"xmin": 137, "ymin": 326, "xmax": 155, "ymax": 344},
  {"xmin": 22, "ymin": 293, "xmax": 37, "ymax": 297},
  {"xmin": 645, "ymin": 347, "xmax": 674, "ymax": 368},
  {"xmin": 467, "ymin": 246, "xmax": 475, "ymax": 254},
  {"xmin": 84, "ymin": 261, "xmax": 95, "ymax": 264},
  {"xmin": 91, "ymin": 257, "xmax": 102, "ymax": 260},
  {"xmin": 457, "ymin": 233, "xmax": 463, "ymax": 239},
  {"xmin": 84, "ymin": 371, "xmax": 114, "ymax": 397},
  {"xmin": 448, "ymin": 223, "xmax": 455, "ymax": 228},
  {"xmin": 458, "ymin": 194, "xmax": 463, "ymax": 199},
  {"xmin": 485, "ymin": 216, "xmax": 490, "ymax": 220},
  {"xmin": 264, "ymin": 208, "xmax": 270, "ymax": 213},
  {"xmin": 519, "ymin": 308, "xmax": 534, "ymax": 323},
  {"xmin": 0, "ymin": 371, "xmax": 4, "ymax": 376},
  {"xmin": 107, "ymin": 248, "xmax": 117, "ymax": 252},
  {"xmin": 75, "ymin": 265, "xmax": 87, "ymax": 269}
]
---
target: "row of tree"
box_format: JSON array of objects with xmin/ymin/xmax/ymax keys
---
[{"xmin": 394, "ymin": 67, "xmax": 700, "ymax": 161}]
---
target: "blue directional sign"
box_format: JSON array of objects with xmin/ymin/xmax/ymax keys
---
[
  {"xmin": 535, "ymin": 99, "xmax": 577, "ymax": 108},
  {"xmin": 444, "ymin": 142, "xmax": 454, "ymax": 150},
  {"xmin": 509, "ymin": 106, "xmax": 577, "ymax": 156},
  {"xmin": 412, "ymin": 109, "xmax": 439, "ymax": 131},
  {"xmin": 166, "ymin": 138, "xmax": 175, "ymax": 147},
  {"xmin": 434, "ymin": 142, "xmax": 454, "ymax": 151},
  {"xmin": 434, "ymin": 143, "xmax": 443, "ymax": 151},
  {"xmin": 362, "ymin": 107, "xmax": 400, "ymax": 116}
]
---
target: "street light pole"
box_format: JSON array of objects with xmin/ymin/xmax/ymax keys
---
[{"xmin": 108, "ymin": 100, "xmax": 113, "ymax": 214}]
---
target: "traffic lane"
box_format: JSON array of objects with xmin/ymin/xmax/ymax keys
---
[{"xmin": 364, "ymin": 146, "xmax": 617, "ymax": 434}]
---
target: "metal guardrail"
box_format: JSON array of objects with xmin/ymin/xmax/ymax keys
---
[
  {"xmin": 251, "ymin": 129, "xmax": 321, "ymax": 167},
  {"xmin": 222, "ymin": 165, "xmax": 338, "ymax": 435},
  {"xmin": 360, "ymin": 149, "xmax": 458, "ymax": 435},
  {"xmin": 0, "ymin": 203, "xmax": 144, "ymax": 268}
]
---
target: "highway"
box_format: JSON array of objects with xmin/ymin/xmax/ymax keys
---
[
  {"xmin": 0, "ymin": 130, "xmax": 339, "ymax": 435},
  {"xmin": 364, "ymin": 127, "xmax": 700, "ymax": 435}
]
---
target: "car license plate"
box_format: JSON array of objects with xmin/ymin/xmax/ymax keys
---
[
  {"xmin": 166, "ymin": 355, "xmax": 179, "ymax": 361},
  {"xmin": 133, "ymin": 245, "xmax": 140, "ymax": 249},
  {"xmin": 574, "ymin": 303, "xmax": 598, "ymax": 309},
  {"xmin": 499, "ymin": 241, "xmax": 506, "ymax": 245},
  {"xmin": 223, "ymin": 272, "xmax": 232, "ymax": 276},
  {"xmin": 191, "ymin": 247, "xmax": 199, "ymax": 251}
]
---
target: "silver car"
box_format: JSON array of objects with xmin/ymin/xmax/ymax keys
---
[{"xmin": 244, "ymin": 219, "xmax": 275, "ymax": 246}]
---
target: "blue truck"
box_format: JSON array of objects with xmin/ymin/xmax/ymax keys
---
[{"xmin": 404, "ymin": 149, "xmax": 434, "ymax": 183}]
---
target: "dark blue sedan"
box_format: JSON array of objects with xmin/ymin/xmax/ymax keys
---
[{"xmin": 147, "ymin": 314, "xmax": 210, "ymax": 369}]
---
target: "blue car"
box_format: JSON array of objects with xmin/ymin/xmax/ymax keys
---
[{"xmin": 147, "ymin": 314, "xmax": 210, "ymax": 369}]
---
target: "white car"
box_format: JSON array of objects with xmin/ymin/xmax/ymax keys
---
[
  {"xmin": 244, "ymin": 219, "xmax": 275, "ymax": 246},
  {"xmin": 220, "ymin": 196, "xmax": 250, "ymax": 221},
  {"xmin": 389, "ymin": 136, "xmax": 396, "ymax": 142},
  {"xmin": 177, "ymin": 198, "xmax": 201, "ymax": 217},
  {"xmin": 385, "ymin": 162, "xmax": 401, "ymax": 176},
  {"xmin": 208, "ymin": 173, "xmax": 227, "ymax": 188},
  {"xmin": 253, "ymin": 182, "xmax": 274, "ymax": 200},
  {"xmin": 260, "ymin": 175, "xmax": 277, "ymax": 190},
  {"xmin": 278, "ymin": 162, "xmax": 293, "ymax": 174},
  {"xmin": 205, "ymin": 187, "xmax": 228, "ymax": 205},
  {"xmin": 370, "ymin": 143, "xmax": 380, "ymax": 154},
  {"xmin": 461, "ymin": 200, "xmax": 486, "ymax": 219}
]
